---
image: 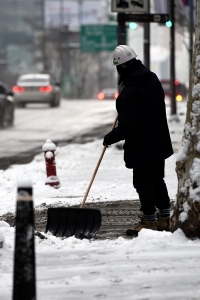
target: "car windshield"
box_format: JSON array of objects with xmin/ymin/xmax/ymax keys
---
[
  {"xmin": 18, "ymin": 78, "xmax": 48, "ymax": 83},
  {"xmin": 102, "ymin": 89, "xmax": 116, "ymax": 92}
]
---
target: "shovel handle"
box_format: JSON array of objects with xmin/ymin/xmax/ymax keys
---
[{"xmin": 80, "ymin": 114, "xmax": 118, "ymax": 208}]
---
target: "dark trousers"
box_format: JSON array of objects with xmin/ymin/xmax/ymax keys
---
[{"xmin": 133, "ymin": 160, "xmax": 170, "ymax": 215}]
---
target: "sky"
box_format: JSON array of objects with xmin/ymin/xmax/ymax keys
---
[{"xmin": 1, "ymin": 101, "xmax": 200, "ymax": 300}]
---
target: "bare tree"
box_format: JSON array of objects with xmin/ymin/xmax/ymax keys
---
[{"xmin": 170, "ymin": 0, "xmax": 200, "ymax": 238}]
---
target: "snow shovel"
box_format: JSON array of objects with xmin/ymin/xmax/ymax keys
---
[{"xmin": 45, "ymin": 114, "xmax": 118, "ymax": 239}]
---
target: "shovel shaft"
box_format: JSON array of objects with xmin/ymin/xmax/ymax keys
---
[
  {"xmin": 80, "ymin": 114, "xmax": 118, "ymax": 208},
  {"xmin": 80, "ymin": 146, "xmax": 107, "ymax": 208}
]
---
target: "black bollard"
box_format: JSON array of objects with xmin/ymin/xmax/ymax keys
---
[{"xmin": 13, "ymin": 179, "xmax": 36, "ymax": 300}]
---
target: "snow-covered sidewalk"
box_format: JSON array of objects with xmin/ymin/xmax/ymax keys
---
[
  {"xmin": 1, "ymin": 208, "xmax": 200, "ymax": 299},
  {"xmin": 1, "ymin": 101, "xmax": 200, "ymax": 299}
]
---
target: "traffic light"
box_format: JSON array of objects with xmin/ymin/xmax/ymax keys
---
[
  {"xmin": 129, "ymin": 22, "xmax": 137, "ymax": 30},
  {"xmin": 165, "ymin": 20, "xmax": 172, "ymax": 27}
]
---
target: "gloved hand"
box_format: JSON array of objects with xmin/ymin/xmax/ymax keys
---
[
  {"xmin": 103, "ymin": 134, "xmax": 110, "ymax": 147},
  {"xmin": 103, "ymin": 140, "xmax": 109, "ymax": 147}
]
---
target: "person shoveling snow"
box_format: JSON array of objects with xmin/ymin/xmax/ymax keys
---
[{"xmin": 103, "ymin": 45, "xmax": 173, "ymax": 236}]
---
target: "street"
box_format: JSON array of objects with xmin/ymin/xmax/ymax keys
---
[
  {"xmin": 0, "ymin": 98, "xmax": 186, "ymax": 170},
  {"xmin": 0, "ymin": 99, "xmax": 116, "ymax": 169}
]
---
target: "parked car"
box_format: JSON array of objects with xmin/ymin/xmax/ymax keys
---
[
  {"xmin": 160, "ymin": 79, "xmax": 188, "ymax": 102},
  {"xmin": 13, "ymin": 73, "xmax": 61, "ymax": 108},
  {"xmin": 97, "ymin": 88, "xmax": 119, "ymax": 100},
  {"xmin": 0, "ymin": 81, "xmax": 15, "ymax": 128}
]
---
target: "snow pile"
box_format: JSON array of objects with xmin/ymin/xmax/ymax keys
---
[
  {"xmin": 0, "ymin": 221, "xmax": 200, "ymax": 300},
  {"xmin": 192, "ymin": 83, "xmax": 200, "ymax": 99},
  {"xmin": 179, "ymin": 202, "xmax": 190, "ymax": 222},
  {"xmin": 189, "ymin": 158, "xmax": 200, "ymax": 201},
  {"xmin": 176, "ymin": 134, "xmax": 190, "ymax": 161}
]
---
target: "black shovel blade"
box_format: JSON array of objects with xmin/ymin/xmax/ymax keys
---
[
  {"xmin": 45, "ymin": 207, "xmax": 60, "ymax": 235},
  {"xmin": 45, "ymin": 207, "xmax": 101, "ymax": 239}
]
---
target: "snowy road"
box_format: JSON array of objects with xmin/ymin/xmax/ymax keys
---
[
  {"xmin": 0, "ymin": 99, "xmax": 116, "ymax": 169},
  {"xmin": 0, "ymin": 98, "xmax": 186, "ymax": 170}
]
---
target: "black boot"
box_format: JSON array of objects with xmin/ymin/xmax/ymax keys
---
[
  {"xmin": 157, "ymin": 209, "xmax": 170, "ymax": 231},
  {"xmin": 126, "ymin": 214, "xmax": 157, "ymax": 236}
]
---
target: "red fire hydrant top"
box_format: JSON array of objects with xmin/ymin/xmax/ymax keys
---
[
  {"xmin": 42, "ymin": 139, "xmax": 56, "ymax": 152},
  {"xmin": 42, "ymin": 139, "xmax": 60, "ymax": 188}
]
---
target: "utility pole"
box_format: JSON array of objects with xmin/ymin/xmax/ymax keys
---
[
  {"xmin": 143, "ymin": 0, "xmax": 150, "ymax": 69},
  {"xmin": 170, "ymin": 0, "xmax": 177, "ymax": 116},
  {"xmin": 60, "ymin": 25, "xmax": 69, "ymax": 76},
  {"xmin": 41, "ymin": 0, "xmax": 47, "ymax": 72},
  {"xmin": 117, "ymin": 13, "xmax": 126, "ymax": 45},
  {"xmin": 189, "ymin": 0, "xmax": 194, "ymax": 71},
  {"xmin": 117, "ymin": 13, "xmax": 126, "ymax": 92}
]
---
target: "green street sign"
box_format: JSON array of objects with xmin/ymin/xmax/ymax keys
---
[{"xmin": 80, "ymin": 24, "xmax": 117, "ymax": 52}]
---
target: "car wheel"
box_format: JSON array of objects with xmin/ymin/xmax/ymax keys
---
[
  {"xmin": 50, "ymin": 99, "xmax": 57, "ymax": 108},
  {"xmin": 56, "ymin": 97, "xmax": 60, "ymax": 107},
  {"xmin": 8, "ymin": 106, "xmax": 14, "ymax": 126},
  {"xmin": 0, "ymin": 108, "xmax": 6, "ymax": 128},
  {"xmin": 17, "ymin": 102, "xmax": 26, "ymax": 108}
]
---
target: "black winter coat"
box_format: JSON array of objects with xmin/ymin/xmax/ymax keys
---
[{"xmin": 103, "ymin": 60, "xmax": 174, "ymax": 168}]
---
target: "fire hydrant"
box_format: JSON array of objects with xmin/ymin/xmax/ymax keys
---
[{"xmin": 42, "ymin": 139, "xmax": 60, "ymax": 188}]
